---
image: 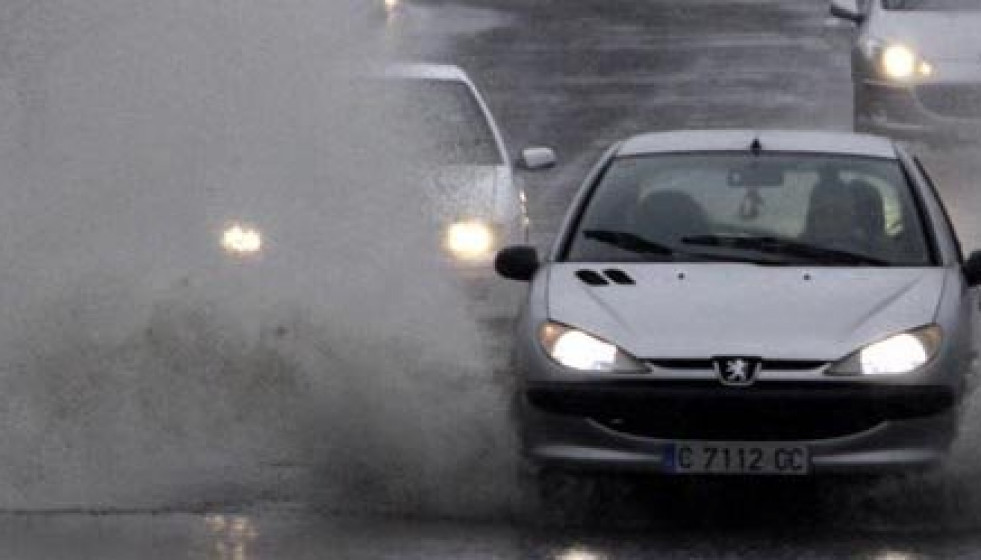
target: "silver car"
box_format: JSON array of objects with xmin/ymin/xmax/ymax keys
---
[
  {"xmin": 831, "ymin": 0, "xmax": 981, "ymax": 142},
  {"xmin": 375, "ymin": 64, "xmax": 555, "ymax": 270},
  {"xmin": 496, "ymin": 129, "xmax": 981, "ymax": 477}
]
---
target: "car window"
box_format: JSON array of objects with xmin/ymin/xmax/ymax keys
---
[
  {"xmin": 565, "ymin": 153, "xmax": 933, "ymax": 266},
  {"xmin": 366, "ymin": 79, "xmax": 504, "ymax": 166},
  {"xmin": 882, "ymin": 0, "xmax": 981, "ymax": 11}
]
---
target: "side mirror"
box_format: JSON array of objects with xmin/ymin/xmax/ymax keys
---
[
  {"xmin": 517, "ymin": 146, "xmax": 557, "ymax": 171},
  {"xmin": 495, "ymin": 245, "xmax": 539, "ymax": 282},
  {"xmin": 829, "ymin": 0, "xmax": 863, "ymax": 23},
  {"xmin": 966, "ymin": 251, "xmax": 981, "ymax": 287}
]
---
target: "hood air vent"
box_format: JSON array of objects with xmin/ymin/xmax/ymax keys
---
[
  {"xmin": 576, "ymin": 269, "xmax": 636, "ymax": 287},
  {"xmin": 575, "ymin": 270, "xmax": 609, "ymax": 286},
  {"xmin": 604, "ymin": 269, "xmax": 635, "ymax": 285}
]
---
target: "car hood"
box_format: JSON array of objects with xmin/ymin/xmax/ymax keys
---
[
  {"xmin": 546, "ymin": 263, "xmax": 946, "ymax": 360},
  {"xmin": 873, "ymin": 11, "xmax": 981, "ymax": 61}
]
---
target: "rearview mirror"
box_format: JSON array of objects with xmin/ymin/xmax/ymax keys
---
[
  {"xmin": 495, "ymin": 245, "xmax": 539, "ymax": 281},
  {"xmin": 728, "ymin": 163, "xmax": 785, "ymax": 188},
  {"xmin": 830, "ymin": 0, "xmax": 863, "ymax": 23},
  {"xmin": 965, "ymin": 251, "xmax": 981, "ymax": 287},
  {"xmin": 517, "ymin": 146, "xmax": 557, "ymax": 171}
]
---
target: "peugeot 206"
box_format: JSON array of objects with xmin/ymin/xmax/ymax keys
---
[{"xmin": 496, "ymin": 129, "xmax": 981, "ymax": 480}]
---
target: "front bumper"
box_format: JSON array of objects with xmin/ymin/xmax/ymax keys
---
[
  {"xmin": 855, "ymin": 76, "xmax": 981, "ymax": 143},
  {"xmin": 520, "ymin": 380, "xmax": 960, "ymax": 475}
]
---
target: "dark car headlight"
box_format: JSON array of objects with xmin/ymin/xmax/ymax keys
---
[
  {"xmin": 539, "ymin": 321, "xmax": 646, "ymax": 373},
  {"xmin": 828, "ymin": 324, "xmax": 942, "ymax": 376}
]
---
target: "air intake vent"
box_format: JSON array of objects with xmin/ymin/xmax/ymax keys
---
[
  {"xmin": 646, "ymin": 359, "xmax": 828, "ymax": 371},
  {"xmin": 575, "ymin": 270, "xmax": 609, "ymax": 286},
  {"xmin": 603, "ymin": 269, "xmax": 635, "ymax": 285}
]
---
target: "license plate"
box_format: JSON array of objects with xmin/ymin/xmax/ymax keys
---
[{"xmin": 667, "ymin": 442, "xmax": 809, "ymax": 475}]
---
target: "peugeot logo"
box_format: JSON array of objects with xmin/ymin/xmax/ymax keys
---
[{"xmin": 713, "ymin": 356, "xmax": 762, "ymax": 387}]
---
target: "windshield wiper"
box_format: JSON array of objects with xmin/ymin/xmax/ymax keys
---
[
  {"xmin": 681, "ymin": 234, "xmax": 890, "ymax": 266},
  {"xmin": 583, "ymin": 229, "xmax": 676, "ymax": 256},
  {"xmin": 582, "ymin": 229, "xmax": 786, "ymax": 265}
]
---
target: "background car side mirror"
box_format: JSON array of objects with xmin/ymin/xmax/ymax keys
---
[
  {"xmin": 517, "ymin": 146, "xmax": 557, "ymax": 171},
  {"xmin": 495, "ymin": 245, "xmax": 539, "ymax": 281},
  {"xmin": 965, "ymin": 251, "xmax": 981, "ymax": 288},
  {"xmin": 829, "ymin": 0, "xmax": 863, "ymax": 24}
]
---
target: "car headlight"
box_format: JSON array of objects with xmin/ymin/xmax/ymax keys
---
[
  {"xmin": 862, "ymin": 39, "xmax": 933, "ymax": 81},
  {"xmin": 446, "ymin": 220, "xmax": 495, "ymax": 261},
  {"xmin": 539, "ymin": 322, "xmax": 646, "ymax": 373},
  {"xmin": 221, "ymin": 223, "xmax": 263, "ymax": 257},
  {"xmin": 828, "ymin": 325, "xmax": 942, "ymax": 376}
]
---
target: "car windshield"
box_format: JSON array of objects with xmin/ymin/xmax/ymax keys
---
[
  {"xmin": 365, "ymin": 79, "xmax": 504, "ymax": 166},
  {"xmin": 883, "ymin": 0, "xmax": 981, "ymax": 10},
  {"xmin": 564, "ymin": 153, "xmax": 934, "ymax": 266}
]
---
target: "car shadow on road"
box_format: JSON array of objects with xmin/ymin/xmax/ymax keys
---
[{"xmin": 520, "ymin": 470, "xmax": 981, "ymax": 535}]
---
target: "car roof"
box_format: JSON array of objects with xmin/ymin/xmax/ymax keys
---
[
  {"xmin": 377, "ymin": 63, "xmax": 471, "ymax": 83},
  {"xmin": 617, "ymin": 129, "xmax": 898, "ymax": 159}
]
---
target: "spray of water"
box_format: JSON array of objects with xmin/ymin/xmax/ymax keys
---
[{"xmin": 0, "ymin": 0, "xmax": 520, "ymax": 516}]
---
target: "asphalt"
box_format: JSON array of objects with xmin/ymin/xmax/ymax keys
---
[{"xmin": 394, "ymin": 0, "xmax": 856, "ymax": 245}]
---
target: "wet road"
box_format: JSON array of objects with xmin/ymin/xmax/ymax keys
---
[
  {"xmin": 5, "ymin": 0, "xmax": 981, "ymax": 557},
  {"xmin": 5, "ymin": 506, "xmax": 981, "ymax": 560},
  {"xmin": 7, "ymin": 498, "xmax": 981, "ymax": 559},
  {"xmin": 386, "ymin": 0, "xmax": 856, "ymax": 244}
]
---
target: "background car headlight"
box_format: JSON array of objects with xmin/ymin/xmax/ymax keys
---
[
  {"xmin": 863, "ymin": 39, "xmax": 932, "ymax": 81},
  {"xmin": 539, "ymin": 322, "xmax": 645, "ymax": 373},
  {"xmin": 221, "ymin": 223, "xmax": 263, "ymax": 257},
  {"xmin": 828, "ymin": 325, "xmax": 942, "ymax": 376},
  {"xmin": 882, "ymin": 44, "xmax": 917, "ymax": 79},
  {"xmin": 882, "ymin": 44, "xmax": 934, "ymax": 80},
  {"xmin": 446, "ymin": 220, "xmax": 494, "ymax": 260}
]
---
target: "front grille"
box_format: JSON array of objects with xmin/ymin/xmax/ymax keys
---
[
  {"xmin": 917, "ymin": 84, "xmax": 981, "ymax": 119},
  {"xmin": 594, "ymin": 405, "xmax": 881, "ymax": 441},
  {"xmin": 646, "ymin": 359, "xmax": 826, "ymax": 372},
  {"xmin": 527, "ymin": 382, "xmax": 956, "ymax": 442}
]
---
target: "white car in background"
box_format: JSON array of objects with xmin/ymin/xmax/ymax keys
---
[
  {"xmin": 831, "ymin": 0, "xmax": 981, "ymax": 143},
  {"xmin": 211, "ymin": 63, "xmax": 553, "ymax": 293},
  {"xmin": 377, "ymin": 63, "xmax": 556, "ymax": 269}
]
